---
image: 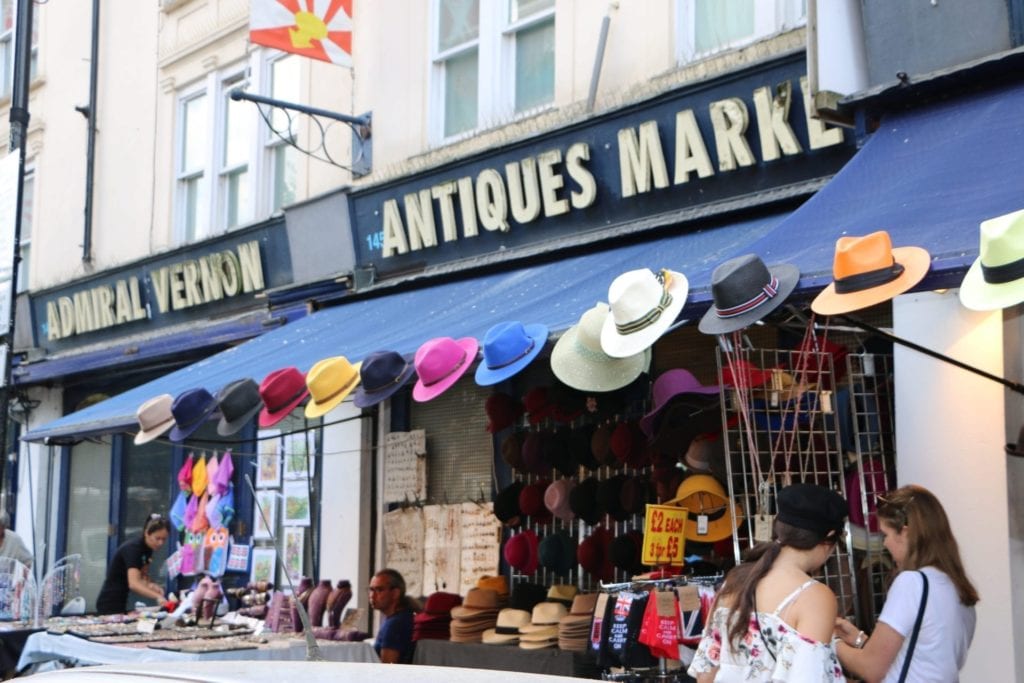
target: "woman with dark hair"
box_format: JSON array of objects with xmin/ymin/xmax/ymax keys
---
[
  {"xmin": 96, "ymin": 513, "xmax": 171, "ymax": 614},
  {"xmin": 368, "ymin": 568, "xmax": 417, "ymax": 663},
  {"xmin": 834, "ymin": 484, "xmax": 978, "ymax": 682},
  {"xmin": 688, "ymin": 483, "xmax": 848, "ymax": 682}
]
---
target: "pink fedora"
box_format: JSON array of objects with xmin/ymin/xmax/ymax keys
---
[
  {"xmin": 639, "ymin": 369, "xmax": 719, "ymax": 438},
  {"xmin": 412, "ymin": 336, "xmax": 479, "ymax": 402}
]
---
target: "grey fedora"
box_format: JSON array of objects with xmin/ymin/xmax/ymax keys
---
[
  {"xmin": 698, "ymin": 254, "xmax": 799, "ymax": 334},
  {"xmin": 216, "ymin": 378, "xmax": 264, "ymax": 436}
]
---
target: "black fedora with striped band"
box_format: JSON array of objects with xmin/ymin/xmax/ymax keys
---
[{"xmin": 698, "ymin": 254, "xmax": 799, "ymax": 334}]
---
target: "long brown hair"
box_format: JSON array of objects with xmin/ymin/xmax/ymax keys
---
[
  {"xmin": 717, "ymin": 520, "xmax": 830, "ymax": 648},
  {"xmin": 877, "ymin": 484, "xmax": 979, "ymax": 606}
]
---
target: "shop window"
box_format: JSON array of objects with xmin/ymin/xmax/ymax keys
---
[
  {"xmin": 0, "ymin": 0, "xmax": 38, "ymax": 99},
  {"xmin": 264, "ymin": 54, "xmax": 299, "ymax": 213},
  {"xmin": 63, "ymin": 439, "xmax": 112, "ymax": 613},
  {"xmin": 431, "ymin": 0, "xmax": 555, "ymax": 143},
  {"xmin": 220, "ymin": 74, "xmax": 253, "ymax": 230},
  {"xmin": 675, "ymin": 0, "xmax": 806, "ymax": 64}
]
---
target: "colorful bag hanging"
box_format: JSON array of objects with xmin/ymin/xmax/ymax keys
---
[
  {"xmin": 178, "ymin": 453, "xmax": 195, "ymax": 494},
  {"xmin": 191, "ymin": 455, "xmax": 209, "ymax": 497},
  {"xmin": 187, "ymin": 529, "xmax": 206, "ymax": 575},
  {"xmin": 204, "ymin": 527, "xmax": 230, "ymax": 577},
  {"xmin": 179, "ymin": 543, "xmax": 195, "ymax": 576},
  {"xmin": 190, "ymin": 491, "xmax": 210, "ymax": 533},
  {"xmin": 216, "ymin": 484, "xmax": 236, "ymax": 527},
  {"xmin": 170, "ymin": 490, "xmax": 189, "ymax": 531},
  {"xmin": 164, "ymin": 548, "xmax": 184, "ymax": 580},
  {"xmin": 214, "ymin": 451, "xmax": 234, "ymax": 495},
  {"xmin": 183, "ymin": 493, "xmax": 199, "ymax": 530},
  {"xmin": 206, "ymin": 492, "xmax": 224, "ymax": 528},
  {"xmin": 206, "ymin": 453, "xmax": 221, "ymax": 495}
]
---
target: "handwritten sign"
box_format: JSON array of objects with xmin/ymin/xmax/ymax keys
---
[
  {"xmin": 423, "ymin": 504, "xmax": 461, "ymax": 593},
  {"xmin": 642, "ymin": 504, "xmax": 688, "ymax": 566},
  {"xmin": 382, "ymin": 430, "xmax": 427, "ymax": 504},
  {"xmin": 458, "ymin": 502, "xmax": 501, "ymax": 595},
  {"xmin": 382, "ymin": 507, "xmax": 424, "ymax": 597}
]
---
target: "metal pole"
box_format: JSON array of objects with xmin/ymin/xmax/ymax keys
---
[
  {"xmin": 0, "ymin": 0, "xmax": 36, "ymax": 515},
  {"xmin": 82, "ymin": 0, "xmax": 101, "ymax": 263},
  {"xmin": 586, "ymin": 3, "xmax": 616, "ymax": 113}
]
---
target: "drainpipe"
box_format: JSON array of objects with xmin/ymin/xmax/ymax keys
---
[
  {"xmin": 586, "ymin": 2, "xmax": 617, "ymax": 113},
  {"xmin": 80, "ymin": 0, "xmax": 100, "ymax": 263}
]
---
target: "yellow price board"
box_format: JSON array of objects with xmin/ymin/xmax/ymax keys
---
[{"xmin": 642, "ymin": 504, "xmax": 688, "ymax": 566}]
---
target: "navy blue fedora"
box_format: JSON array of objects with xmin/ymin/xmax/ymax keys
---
[
  {"xmin": 353, "ymin": 350, "xmax": 416, "ymax": 408},
  {"xmin": 474, "ymin": 321, "xmax": 549, "ymax": 386},
  {"xmin": 169, "ymin": 388, "xmax": 220, "ymax": 442}
]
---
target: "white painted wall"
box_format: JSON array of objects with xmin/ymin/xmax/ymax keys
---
[{"xmin": 893, "ymin": 291, "xmax": 1016, "ymax": 681}]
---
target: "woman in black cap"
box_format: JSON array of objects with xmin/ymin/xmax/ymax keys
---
[{"xmin": 688, "ymin": 483, "xmax": 848, "ymax": 682}]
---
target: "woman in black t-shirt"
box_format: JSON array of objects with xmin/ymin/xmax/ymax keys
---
[{"xmin": 96, "ymin": 514, "xmax": 172, "ymax": 614}]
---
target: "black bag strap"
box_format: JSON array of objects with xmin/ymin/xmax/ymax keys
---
[{"xmin": 897, "ymin": 570, "xmax": 929, "ymax": 683}]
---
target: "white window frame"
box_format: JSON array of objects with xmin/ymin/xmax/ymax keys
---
[
  {"xmin": 675, "ymin": 0, "xmax": 805, "ymax": 65},
  {"xmin": 258, "ymin": 51, "xmax": 302, "ymax": 216},
  {"xmin": 216, "ymin": 70, "xmax": 254, "ymax": 230},
  {"xmin": 1, "ymin": 0, "xmax": 39, "ymax": 99},
  {"xmin": 17, "ymin": 164, "xmax": 31, "ymax": 291},
  {"xmin": 429, "ymin": 0, "xmax": 555, "ymax": 145}
]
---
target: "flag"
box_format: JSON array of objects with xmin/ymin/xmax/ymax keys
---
[{"xmin": 250, "ymin": 0, "xmax": 353, "ymax": 67}]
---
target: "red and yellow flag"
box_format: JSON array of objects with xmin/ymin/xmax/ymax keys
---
[{"xmin": 250, "ymin": 0, "xmax": 353, "ymax": 67}]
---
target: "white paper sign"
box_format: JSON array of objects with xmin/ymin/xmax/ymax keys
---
[
  {"xmin": 422, "ymin": 504, "xmax": 461, "ymax": 594},
  {"xmin": 382, "ymin": 430, "xmax": 427, "ymax": 504},
  {"xmin": 382, "ymin": 507, "xmax": 424, "ymax": 597},
  {"xmin": 458, "ymin": 502, "xmax": 501, "ymax": 596}
]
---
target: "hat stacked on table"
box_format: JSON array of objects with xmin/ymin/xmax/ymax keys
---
[
  {"xmin": 558, "ymin": 592, "xmax": 598, "ymax": 652},
  {"xmin": 412, "ymin": 591, "xmax": 462, "ymax": 642},
  {"xmin": 449, "ymin": 588, "xmax": 501, "ymax": 643},
  {"xmin": 518, "ymin": 601, "xmax": 569, "ymax": 650},
  {"xmin": 481, "ymin": 608, "xmax": 532, "ymax": 646},
  {"xmin": 476, "ymin": 575, "xmax": 510, "ymax": 607}
]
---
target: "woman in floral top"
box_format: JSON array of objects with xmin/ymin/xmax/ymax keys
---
[{"xmin": 688, "ymin": 483, "xmax": 848, "ymax": 682}]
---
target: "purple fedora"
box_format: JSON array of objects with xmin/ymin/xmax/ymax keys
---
[{"xmin": 639, "ymin": 369, "xmax": 719, "ymax": 438}]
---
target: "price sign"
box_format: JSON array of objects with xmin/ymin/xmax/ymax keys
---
[{"xmin": 642, "ymin": 504, "xmax": 688, "ymax": 566}]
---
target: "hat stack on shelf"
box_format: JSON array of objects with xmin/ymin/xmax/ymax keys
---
[
  {"xmin": 518, "ymin": 601, "xmax": 569, "ymax": 650},
  {"xmin": 481, "ymin": 608, "xmax": 532, "ymax": 646},
  {"xmin": 558, "ymin": 593, "xmax": 598, "ymax": 652},
  {"xmin": 412, "ymin": 591, "xmax": 462, "ymax": 642},
  {"xmin": 449, "ymin": 588, "xmax": 501, "ymax": 643}
]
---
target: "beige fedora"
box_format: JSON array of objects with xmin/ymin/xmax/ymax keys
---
[{"xmin": 134, "ymin": 394, "xmax": 176, "ymax": 445}]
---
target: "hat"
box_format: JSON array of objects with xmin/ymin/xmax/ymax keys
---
[
  {"xmin": 596, "ymin": 474, "xmax": 630, "ymax": 522},
  {"xmin": 649, "ymin": 394, "xmax": 722, "ymax": 455},
  {"xmin": 960, "ymin": 209, "xmax": 1024, "ymax": 310},
  {"xmin": 421, "ymin": 590, "xmax": 463, "ymax": 615},
  {"xmin": 509, "ymin": 582, "xmax": 547, "ymax": 612},
  {"xmin": 493, "ymin": 481, "xmax": 524, "ymax": 524},
  {"xmin": 777, "ymin": 483, "xmax": 847, "ymax": 536},
  {"xmin": 134, "ymin": 394, "xmax": 176, "ymax": 445},
  {"xmin": 504, "ymin": 529, "xmax": 540, "ymax": 575},
  {"xmin": 551, "ymin": 303, "xmax": 647, "ymax": 392},
  {"xmin": 352, "ymin": 350, "xmax": 416, "ymax": 408},
  {"xmin": 721, "ymin": 358, "xmax": 773, "ymax": 389},
  {"xmin": 500, "ymin": 433, "xmax": 525, "ymax": 471},
  {"xmin": 545, "ymin": 584, "xmax": 578, "ymax": 607},
  {"xmin": 812, "ymin": 231, "xmax": 931, "ymax": 315},
  {"xmin": 1006, "ymin": 424, "xmax": 1024, "ymax": 457},
  {"xmin": 601, "ymin": 269, "xmax": 688, "ymax": 358},
  {"xmin": 683, "ymin": 435, "xmax": 716, "ymax": 473},
  {"xmin": 609, "ymin": 530, "xmax": 645, "ymax": 573},
  {"xmin": 538, "ymin": 532, "xmax": 577, "ymax": 576},
  {"xmin": 520, "ymin": 602, "xmax": 569, "ymax": 633},
  {"xmin": 543, "ymin": 478, "xmax": 576, "ymax": 522},
  {"xmin": 476, "ymin": 575, "xmax": 509, "ymax": 598},
  {"xmin": 567, "ymin": 426, "xmax": 599, "ymax": 470},
  {"xmin": 620, "ymin": 475, "xmax": 654, "ymax": 516},
  {"xmin": 481, "ymin": 608, "xmax": 532, "ymax": 644},
  {"xmin": 590, "ymin": 424, "xmax": 615, "ymax": 467},
  {"xmin": 543, "ymin": 431, "xmax": 574, "ymax": 476},
  {"xmin": 520, "ymin": 432, "xmax": 550, "ymax": 476},
  {"xmin": 486, "ymin": 392, "xmax": 524, "ymax": 433},
  {"xmin": 413, "ymin": 336, "xmax": 479, "ymax": 402},
  {"xmin": 610, "ymin": 421, "xmax": 648, "ymax": 468},
  {"xmin": 451, "ymin": 588, "xmax": 501, "ymax": 619},
  {"xmin": 258, "ymin": 367, "xmax": 310, "ymax": 427},
  {"xmin": 568, "ymin": 477, "xmax": 603, "ymax": 525},
  {"xmin": 475, "ymin": 321, "xmax": 549, "ymax": 385},
  {"xmin": 699, "ymin": 254, "xmax": 799, "ymax": 334},
  {"xmin": 640, "ymin": 369, "xmax": 719, "ymax": 438},
  {"xmin": 215, "ymin": 379, "xmax": 264, "ymax": 436},
  {"xmin": 169, "ymin": 388, "xmax": 220, "ymax": 442},
  {"xmin": 561, "ymin": 592, "xmax": 599, "ymax": 623},
  {"xmin": 666, "ymin": 474, "xmax": 745, "ymax": 543},
  {"xmin": 518, "ymin": 480, "xmax": 552, "ymax": 523},
  {"xmin": 522, "ymin": 387, "xmax": 554, "ymax": 425},
  {"xmin": 305, "ymin": 356, "xmax": 362, "ymax": 418},
  {"xmin": 577, "ymin": 528, "xmax": 614, "ymax": 582}
]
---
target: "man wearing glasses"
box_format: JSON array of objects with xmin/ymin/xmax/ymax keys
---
[{"xmin": 368, "ymin": 568, "xmax": 415, "ymax": 664}]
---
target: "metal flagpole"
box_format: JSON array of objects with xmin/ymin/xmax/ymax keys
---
[{"xmin": 0, "ymin": 0, "xmax": 37, "ymax": 509}]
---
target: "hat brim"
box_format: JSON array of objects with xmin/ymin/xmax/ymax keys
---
[
  {"xmin": 305, "ymin": 363, "xmax": 363, "ymax": 418},
  {"xmin": 412, "ymin": 338, "xmax": 479, "ymax": 402},
  {"xmin": 958, "ymin": 252, "xmax": 1024, "ymax": 311},
  {"xmin": 134, "ymin": 417, "xmax": 176, "ymax": 445},
  {"xmin": 699, "ymin": 263, "xmax": 800, "ymax": 334},
  {"xmin": 481, "ymin": 630, "xmax": 520, "ymax": 644},
  {"xmin": 640, "ymin": 385, "xmax": 720, "ymax": 437},
  {"xmin": 217, "ymin": 402, "xmax": 264, "ymax": 436},
  {"xmin": 550, "ymin": 323, "xmax": 646, "ymax": 392},
  {"xmin": 258, "ymin": 387, "xmax": 310, "ymax": 428},
  {"xmin": 601, "ymin": 271, "xmax": 689, "ymax": 358},
  {"xmin": 812, "ymin": 246, "xmax": 931, "ymax": 315},
  {"xmin": 475, "ymin": 324, "xmax": 549, "ymax": 386},
  {"xmin": 168, "ymin": 404, "xmax": 221, "ymax": 443},
  {"xmin": 664, "ymin": 496, "xmax": 745, "ymax": 543},
  {"xmin": 352, "ymin": 358, "xmax": 416, "ymax": 408}
]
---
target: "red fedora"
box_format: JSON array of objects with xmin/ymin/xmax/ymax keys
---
[{"xmin": 259, "ymin": 367, "xmax": 310, "ymax": 428}]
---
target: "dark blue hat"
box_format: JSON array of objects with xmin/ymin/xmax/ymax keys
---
[
  {"xmin": 538, "ymin": 531, "xmax": 577, "ymax": 577},
  {"xmin": 474, "ymin": 321, "xmax": 549, "ymax": 386},
  {"xmin": 353, "ymin": 350, "xmax": 416, "ymax": 408},
  {"xmin": 169, "ymin": 388, "xmax": 220, "ymax": 442}
]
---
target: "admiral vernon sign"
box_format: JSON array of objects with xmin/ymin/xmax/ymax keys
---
[{"xmin": 348, "ymin": 53, "xmax": 854, "ymax": 279}]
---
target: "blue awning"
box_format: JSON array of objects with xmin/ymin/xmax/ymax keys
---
[
  {"xmin": 23, "ymin": 211, "xmax": 784, "ymax": 444},
  {"xmin": 745, "ymin": 78, "xmax": 1024, "ymax": 291}
]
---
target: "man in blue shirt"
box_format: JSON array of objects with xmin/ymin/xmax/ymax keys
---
[{"xmin": 369, "ymin": 568, "xmax": 415, "ymax": 664}]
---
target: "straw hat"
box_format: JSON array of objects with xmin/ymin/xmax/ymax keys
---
[
  {"xmin": 551, "ymin": 303, "xmax": 647, "ymax": 392},
  {"xmin": 601, "ymin": 269, "xmax": 688, "ymax": 358},
  {"xmin": 481, "ymin": 608, "xmax": 532, "ymax": 645},
  {"xmin": 960, "ymin": 209, "xmax": 1024, "ymax": 310}
]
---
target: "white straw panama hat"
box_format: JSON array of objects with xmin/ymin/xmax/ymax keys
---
[
  {"xmin": 600, "ymin": 268, "xmax": 688, "ymax": 358},
  {"xmin": 959, "ymin": 208, "xmax": 1024, "ymax": 310},
  {"xmin": 551, "ymin": 303, "xmax": 646, "ymax": 392}
]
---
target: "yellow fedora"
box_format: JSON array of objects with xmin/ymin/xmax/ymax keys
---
[{"xmin": 304, "ymin": 356, "xmax": 362, "ymax": 418}]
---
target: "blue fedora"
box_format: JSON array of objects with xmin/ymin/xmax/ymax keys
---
[
  {"xmin": 353, "ymin": 350, "xmax": 416, "ymax": 408},
  {"xmin": 169, "ymin": 388, "xmax": 220, "ymax": 442},
  {"xmin": 474, "ymin": 321, "xmax": 549, "ymax": 386}
]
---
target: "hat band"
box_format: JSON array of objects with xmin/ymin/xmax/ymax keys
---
[
  {"xmin": 833, "ymin": 260, "xmax": 904, "ymax": 294},
  {"xmin": 488, "ymin": 339, "xmax": 536, "ymax": 370},
  {"xmin": 981, "ymin": 256, "xmax": 1024, "ymax": 285},
  {"xmin": 422, "ymin": 351, "xmax": 468, "ymax": 387},
  {"xmin": 312, "ymin": 373, "xmax": 358, "ymax": 406},
  {"xmin": 495, "ymin": 626, "xmax": 521, "ymax": 635},
  {"xmin": 364, "ymin": 362, "xmax": 412, "ymax": 393},
  {"xmin": 715, "ymin": 276, "xmax": 779, "ymax": 318},
  {"xmin": 616, "ymin": 290, "xmax": 674, "ymax": 335},
  {"xmin": 687, "ymin": 505, "xmax": 727, "ymax": 523},
  {"xmin": 265, "ymin": 385, "xmax": 308, "ymax": 413}
]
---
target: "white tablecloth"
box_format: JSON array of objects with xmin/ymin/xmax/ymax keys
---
[{"xmin": 17, "ymin": 632, "xmax": 379, "ymax": 670}]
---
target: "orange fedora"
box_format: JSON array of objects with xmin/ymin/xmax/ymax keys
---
[{"xmin": 811, "ymin": 231, "xmax": 930, "ymax": 315}]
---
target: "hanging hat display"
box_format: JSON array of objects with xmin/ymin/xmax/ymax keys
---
[
  {"xmin": 543, "ymin": 478, "xmax": 576, "ymax": 522},
  {"xmin": 412, "ymin": 337, "xmax": 479, "ymax": 402},
  {"xmin": 665, "ymin": 474, "xmax": 744, "ymax": 543},
  {"xmin": 475, "ymin": 321, "xmax": 549, "ymax": 386},
  {"xmin": 169, "ymin": 388, "xmax": 220, "ymax": 442},
  {"xmin": 352, "ymin": 350, "xmax": 416, "ymax": 408},
  {"xmin": 698, "ymin": 254, "xmax": 799, "ymax": 335},
  {"xmin": 485, "ymin": 392, "xmax": 524, "ymax": 433},
  {"xmin": 258, "ymin": 367, "xmax": 310, "ymax": 428},
  {"xmin": 305, "ymin": 356, "xmax": 362, "ymax": 418},
  {"xmin": 601, "ymin": 268, "xmax": 688, "ymax": 358},
  {"xmin": 812, "ymin": 231, "xmax": 931, "ymax": 315},
  {"xmin": 134, "ymin": 394, "xmax": 176, "ymax": 445},
  {"xmin": 959, "ymin": 208, "xmax": 1024, "ymax": 310},
  {"xmin": 215, "ymin": 378, "xmax": 264, "ymax": 436},
  {"xmin": 639, "ymin": 369, "xmax": 719, "ymax": 438},
  {"xmin": 551, "ymin": 303, "xmax": 647, "ymax": 393},
  {"xmin": 577, "ymin": 528, "xmax": 614, "ymax": 582},
  {"xmin": 504, "ymin": 530, "xmax": 540, "ymax": 575}
]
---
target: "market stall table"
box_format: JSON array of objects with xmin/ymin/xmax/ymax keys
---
[
  {"xmin": 412, "ymin": 639, "xmax": 599, "ymax": 679},
  {"xmin": 0, "ymin": 623, "xmax": 43, "ymax": 676}
]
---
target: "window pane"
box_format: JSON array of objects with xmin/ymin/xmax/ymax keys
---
[
  {"xmin": 18, "ymin": 171, "xmax": 31, "ymax": 290},
  {"xmin": 184, "ymin": 175, "xmax": 208, "ymax": 242},
  {"xmin": 438, "ymin": 0, "xmax": 478, "ymax": 51},
  {"xmin": 1, "ymin": 37, "xmax": 11, "ymax": 96},
  {"xmin": 273, "ymin": 144, "xmax": 297, "ymax": 210},
  {"xmin": 227, "ymin": 167, "xmax": 251, "ymax": 228},
  {"xmin": 270, "ymin": 56, "xmax": 300, "ymax": 139},
  {"xmin": 223, "ymin": 86, "xmax": 250, "ymax": 169},
  {"xmin": 1, "ymin": 0, "xmax": 11, "ymax": 32},
  {"xmin": 514, "ymin": 19, "xmax": 554, "ymax": 113},
  {"xmin": 509, "ymin": 0, "xmax": 553, "ymax": 23},
  {"xmin": 64, "ymin": 440, "xmax": 112, "ymax": 613},
  {"xmin": 119, "ymin": 440, "xmax": 173, "ymax": 605},
  {"xmin": 181, "ymin": 94, "xmax": 207, "ymax": 174},
  {"xmin": 443, "ymin": 50, "xmax": 478, "ymax": 138},
  {"xmin": 695, "ymin": 0, "xmax": 754, "ymax": 55}
]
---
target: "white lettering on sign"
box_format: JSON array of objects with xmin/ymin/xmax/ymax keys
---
[{"xmin": 45, "ymin": 241, "xmax": 265, "ymax": 341}]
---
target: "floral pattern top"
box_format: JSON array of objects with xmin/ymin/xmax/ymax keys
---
[{"xmin": 686, "ymin": 582, "xmax": 845, "ymax": 682}]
